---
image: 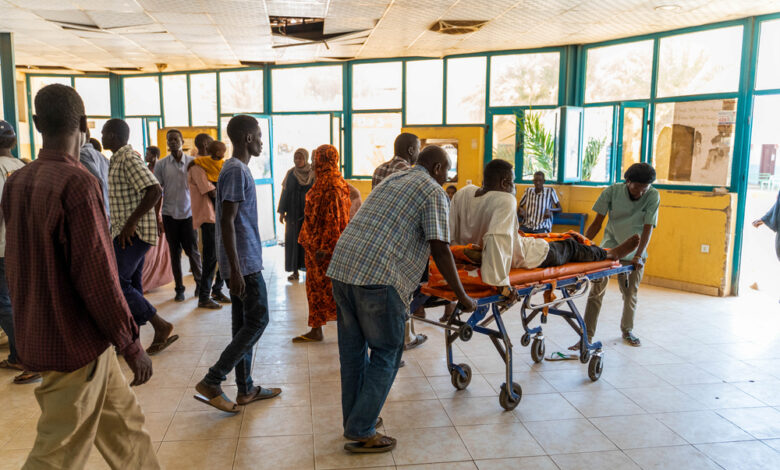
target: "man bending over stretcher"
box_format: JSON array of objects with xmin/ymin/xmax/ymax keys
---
[{"xmin": 449, "ymin": 160, "xmax": 640, "ymax": 288}]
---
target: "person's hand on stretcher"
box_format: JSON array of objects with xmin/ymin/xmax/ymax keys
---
[{"xmin": 431, "ymin": 240, "xmax": 477, "ymax": 312}]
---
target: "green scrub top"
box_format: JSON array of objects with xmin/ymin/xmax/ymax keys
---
[{"xmin": 593, "ymin": 183, "xmax": 660, "ymax": 260}]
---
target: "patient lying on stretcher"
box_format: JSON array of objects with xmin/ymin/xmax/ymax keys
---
[{"xmin": 450, "ymin": 160, "xmax": 640, "ymax": 288}]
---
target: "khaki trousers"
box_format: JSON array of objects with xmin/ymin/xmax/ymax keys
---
[
  {"xmin": 23, "ymin": 348, "xmax": 160, "ymax": 470},
  {"xmin": 583, "ymin": 261, "xmax": 644, "ymax": 340}
]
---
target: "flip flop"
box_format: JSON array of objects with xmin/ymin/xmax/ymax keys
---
[
  {"xmin": 345, "ymin": 417, "xmax": 384, "ymax": 441},
  {"xmin": 193, "ymin": 392, "xmax": 240, "ymax": 414},
  {"xmin": 403, "ymin": 334, "xmax": 427, "ymax": 351},
  {"xmin": 13, "ymin": 371, "xmax": 41, "ymax": 384},
  {"xmin": 0, "ymin": 359, "xmax": 24, "ymax": 371},
  {"xmin": 546, "ymin": 352, "xmax": 578, "ymax": 361},
  {"xmin": 236, "ymin": 386, "xmax": 282, "ymax": 405},
  {"xmin": 344, "ymin": 433, "xmax": 396, "ymax": 454},
  {"xmin": 292, "ymin": 335, "xmax": 322, "ymax": 343},
  {"xmin": 146, "ymin": 335, "xmax": 179, "ymax": 355}
]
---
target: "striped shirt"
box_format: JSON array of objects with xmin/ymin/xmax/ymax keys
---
[
  {"xmin": 371, "ymin": 156, "xmax": 411, "ymax": 189},
  {"xmin": 518, "ymin": 187, "xmax": 559, "ymax": 232},
  {"xmin": 327, "ymin": 166, "xmax": 450, "ymax": 306}
]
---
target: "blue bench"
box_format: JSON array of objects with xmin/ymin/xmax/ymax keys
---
[{"xmin": 553, "ymin": 212, "xmax": 587, "ymax": 234}]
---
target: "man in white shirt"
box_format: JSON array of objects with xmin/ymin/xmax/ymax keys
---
[{"xmin": 450, "ymin": 160, "xmax": 640, "ymax": 288}]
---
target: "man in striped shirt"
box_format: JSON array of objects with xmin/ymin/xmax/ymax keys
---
[{"xmin": 517, "ymin": 171, "xmax": 561, "ymax": 233}]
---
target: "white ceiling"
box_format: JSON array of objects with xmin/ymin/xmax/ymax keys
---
[{"xmin": 2, "ymin": 0, "xmax": 779, "ymax": 73}]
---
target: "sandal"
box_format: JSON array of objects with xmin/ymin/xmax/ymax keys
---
[
  {"xmin": 344, "ymin": 433, "xmax": 396, "ymax": 454},
  {"xmin": 0, "ymin": 359, "xmax": 24, "ymax": 371},
  {"xmin": 623, "ymin": 332, "xmax": 641, "ymax": 347},
  {"xmin": 193, "ymin": 392, "xmax": 240, "ymax": 414},
  {"xmin": 403, "ymin": 334, "xmax": 427, "ymax": 351},
  {"xmin": 236, "ymin": 386, "xmax": 282, "ymax": 405},
  {"xmin": 292, "ymin": 335, "xmax": 322, "ymax": 343},
  {"xmin": 13, "ymin": 371, "xmax": 41, "ymax": 384},
  {"xmin": 546, "ymin": 352, "xmax": 577, "ymax": 361},
  {"xmin": 287, "ymin": 273, "xmax": 299, "ymax": 281},
  {"xmin": 146, "ymin": 335, "xmax": 179, "ymax": 355}
]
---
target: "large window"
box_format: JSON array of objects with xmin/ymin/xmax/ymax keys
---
[
  {"xmin": 653, "ymin": 98, "xmax": 736, "ymax": 186},
  {"xmin": 490, "ymin": 52, "xmax": 559, "ymax": 107},
  {"xmin": 351, "ymin": 112, "xmax": 401, "ymax": 177},
  {"xmin": 657, "ymin": 26, "xmax": 743, "ymax": 98},
  {"xmin": 756, "ymin": 18, "xmax": 780, "ymax": 90},
  {"xmin": 190, "ymin": 72, "xmax": 217, "ymax": 126},
  {"xmin": 220, "ymin": 69, "xmax": 263, "ymax": 114},
  {"xmin": 272, "ymin": 65, "xmax": 342, "ymax": 112},
  {"xmin": 492, "ymin": 114, "xmax": 516, "ymax": 164},
  {"xmin": 124, "ymin": 76, "xmax": 160, "ymax": 116},
  {"xmin": 585, "ymin": 40, "xmax": 653, "ymax": 103},
  {"xmin": 581, "ymin": 107, "xmax": 614, "ymax": 182},
  {"xmin": 162, "ymin": 74, "xmax": 189, "ymax": 127},
  {"xmin": 521, "ymin": 109, "xmax": 559, "ymax": 180},
  {"xmin": 446, "ymin": 56, "xmax": 486, "ymax": 124},
  {"xmin": 405, "ymin": 59, "xmax": 443, "ymax": 125},
  {"xmin": 75, "ymin": 77, "xmax": 111, "ymax": 116},
  {"xmin": 352, "ymin": 62, "xmax": 402, "ymax": 110}
]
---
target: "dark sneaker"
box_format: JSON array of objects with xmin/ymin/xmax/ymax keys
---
[
  {"xmin": 198, "ymin": 299, "xmax": 222, "ymax": 310},
  {"xmin": 212, "ymin": 292, "xmax": 231, "ymax": 304},
  {"xmin": 174, "ymin": 291, "xmax": 185, "ymax": 302},
  {"xmin": 622, "ymin": 332, "xmax": 641, "ymax": 347}
]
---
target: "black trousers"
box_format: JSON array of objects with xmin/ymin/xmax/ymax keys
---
[
  {"xmin": 539, "ymin": 238, "xmax": 608, "ymax": 268},
  {"xmin": 163, "ymin": 215, "xmax": 202, "ymax": 294},
  {"xmin": 199, "ymin": 222, "xmax": 225, "ymax": 301}
]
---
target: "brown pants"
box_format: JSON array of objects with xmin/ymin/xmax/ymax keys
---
[{"xmin": 23, "ymin": 348, "xmax": 160, "ymax": 470}]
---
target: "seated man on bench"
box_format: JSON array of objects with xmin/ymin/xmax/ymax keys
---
[{"xmin": 450, "ymin": 160, "xmax": 640, "ymax": 288}]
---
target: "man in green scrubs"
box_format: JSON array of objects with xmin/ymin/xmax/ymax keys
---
[{"xmin": 575, "ymin": 163, "xmax": 660, "ymax": 347}]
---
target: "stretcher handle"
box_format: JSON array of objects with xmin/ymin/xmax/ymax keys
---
[{"xmin": 523, "ymin": 276, "xmax": 590, "ymax": 311}]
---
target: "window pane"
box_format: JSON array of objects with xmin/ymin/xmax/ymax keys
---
[
  {"xmin": 353, "ymin": 61, "xmax": 402, "ymax": 110},
  {"xmin": 446, "ymin": 57, "xmax": 486, "ymax": 124},
  {"xmin": 272, "ymin": 65, "xmax": 343, "ymax": 112},
  {"xmin": 220, "ymin": 69, "xmax": 264, "ymax": 114},
  {"xmin": 147, "ymin": 120, "xmax": 159, "ymax": 147},
  {"xmin": 75, "ymin": 77, "xmax": 111, "ymax": 116},
  {"xmin": 657, "ymin": 26, "xmax": 743, "ymax": 98},
  {"xmin": 585, "ymin": 40, "xmax": 653, "ymax": 103},
  {"xmin": 581, "ymin": 106, "xmax": 613, "ymax": 182},
  {"xmin": 123, "ymin": 76, "xmax": 160, "ymax": 116},
  {"xmin": 163, "ymin": 75, "xmax": 189, "ymax": 127},
  {"xmin": 405, "ymin": 60, "xmax": 443, "ymax": 125},
  {"xmin": 351, "ymin": 112, "xmax": 401, "ymax": 177},
  {"xmin": 521, "ymin": 109, "xmax": 559, "ymax": 180},
  {"xmin": 492, "ymin": 114, "xmax": 516, "ymax": 165},
  {"xmin": 563, "ymin": 107, "xmax": 582, "ymax": 180},
  {"xmin": 190, "ymin": 73, "xmax": 217, "ymax": 126},
  {"xmin": 490, "ymin": 53, "xmax": 559, "ymax": 107},
  {"xmin": 621, "ymin": 107, "xmax": 645, "ymax": 176},
  {"xmin": 126, "ymin": 118, "xmax": 145, "ymax": 157},
  {"xmin": 756, "ymin": 19, "xmax": 780, "ymax": 90},
  {"xmin": 653, "ymin": 98, "xmax": 736, "ymax": 186}
]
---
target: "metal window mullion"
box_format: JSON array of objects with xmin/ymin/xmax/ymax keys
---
[{"xmin": 186, "ymin": 74, "xmax": 192, "ymax": 127}]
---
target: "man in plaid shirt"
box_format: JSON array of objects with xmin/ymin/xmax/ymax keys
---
[
  {"xmin": 328, "ymin": 146, "xmax": 476, "ymax": 453},
  {"xmin": 103, "ymin": 119, "xmax": 179, "ymax": 356}
]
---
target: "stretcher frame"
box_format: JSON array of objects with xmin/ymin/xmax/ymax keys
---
[{"xmin": 417, "ymin": 264, "xmax": 634, "ymax": 411}]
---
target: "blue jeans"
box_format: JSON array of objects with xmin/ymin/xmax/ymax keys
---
[
  {"xmin": 204, "ymin": 272, "xmax": 269, "ymax": 394},
  {"xmin": 113, "ymin": 236, "xmax": 157, "ymax": 326},
  {"xmin": 0, "ymin": 258, "xmax": 18, "ymax": 363},
  {"xmin": 332, "ymin": 280, "xmax": 405, "ymax": 439}
]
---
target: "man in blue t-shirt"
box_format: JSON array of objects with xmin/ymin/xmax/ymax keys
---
[
  {"xmin": 573, "ymin": 163, "xmax": 660, "ymax": 349},
  {"xmin": 194, "ymin": 115, "xmax": 281, "ymax": 413}
]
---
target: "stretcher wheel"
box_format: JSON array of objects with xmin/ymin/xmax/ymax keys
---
[
  {"xmin": 458, "ymin": 324, "xmax": 473, "ymax": 342},
  {"xmin": 498, "ymin": 382, "xmax": 522, "ymax": 411},
  {"xmin": 579, "ymin": 349, "xmax": 591, "ymax": 364},
  {"xmin": 450, "ymin": 363, "xmax": 472, "ymax": 390},
  {"xmin": 520, "ymin": 333, "xmax": 531, "ymax": 347},
  {"xmin": 588, "ymin": 355, "xmax": 603, "ymax": 381},
  {"xmin": 530, "ymin": 338, "xmax": 545, "ymax": 363}
]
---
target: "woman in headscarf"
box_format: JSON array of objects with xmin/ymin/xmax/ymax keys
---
[
  {"xmin": 278, "ymin": 148, "xmax": 315, "ymax": 281},
  {"xmin": 292, "ymin": 145, "xmax": 351, "ymax": 342}
]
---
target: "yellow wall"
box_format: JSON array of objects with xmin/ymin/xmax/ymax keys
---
[{"xmin": 347, "ymin": 125, "xmax": 737, "ymax": 296}]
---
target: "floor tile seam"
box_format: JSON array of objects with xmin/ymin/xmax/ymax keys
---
[
  {"xmin": 453, "ymin": 420, "xmax": 547, "ymax": 460},
  {"xmin": 587, "ymin": 412, "xmax": 692, "ymax": 449},
  {"xmin": 712, "ymin": 407, "xmax": 780, "ymax": 440},
  {"xmin": 621, "ymin": 443, "xmax": 727, "ymax": 469}
]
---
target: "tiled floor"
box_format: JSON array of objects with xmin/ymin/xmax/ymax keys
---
[{"xmin": 1, "ymin": 246, "xmax": 779, "ymax": 469}]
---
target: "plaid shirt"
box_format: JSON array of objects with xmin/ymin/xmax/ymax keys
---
[
  {"xmin": 109, "ymin": 145, "xmax": 160, "ymax": 245},
  {"xmin": 371, "ymin": 156, "xmax": 411, "ymax": 189},
  {"xmin": 328, "ymin": 166, "xmax": 450, "ymax": 306},
  {"xmin": 1, "ymin": 149, "xmax": 142, "ymax": 372}
]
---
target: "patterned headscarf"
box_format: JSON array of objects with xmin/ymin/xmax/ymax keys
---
[{"xmin": 298, "ymin": 145, "xmax": 351, "ymax": 254}]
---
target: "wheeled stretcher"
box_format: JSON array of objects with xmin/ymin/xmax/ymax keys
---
[{"xmin": 418, "ymin": 254, "xmax": 634, "ymax": 411}]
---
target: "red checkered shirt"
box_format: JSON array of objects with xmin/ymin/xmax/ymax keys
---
[
  {"xmin": 1, "ymin": 149, "xmax": 142, "ymax": 372},
  {"xmin": 371, "ymin": 156, "xmax": 411, "ymax": 189}
]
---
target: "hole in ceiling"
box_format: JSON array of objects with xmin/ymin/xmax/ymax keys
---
[{"xmin": 429, "ymin": 20, "xmax": 489, "ymax": 35}]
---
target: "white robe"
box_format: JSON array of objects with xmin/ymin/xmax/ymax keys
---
[{"xmin": 449, "ymin": 185, "xmax": 549, "ymax": 286}]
